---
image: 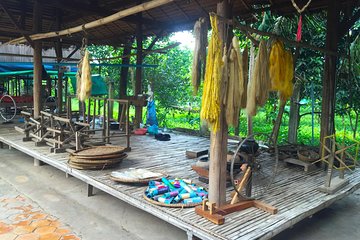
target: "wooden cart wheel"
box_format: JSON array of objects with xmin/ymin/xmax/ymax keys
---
[
  {"xmin": 230, "ymin": 133, "xmax": 279, "ymax": 200},
  {"xmin": 0, "ymin": 94, "xmax": 17, "ymax": 122}
]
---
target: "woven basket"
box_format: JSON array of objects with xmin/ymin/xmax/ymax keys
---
[
  {"xmin": 297, "ymin": 150, "xmax": 320, "ymax": 162},
  {"xmin": 143, "ymin": 193, "xmax": 201, "ymax": 208}
]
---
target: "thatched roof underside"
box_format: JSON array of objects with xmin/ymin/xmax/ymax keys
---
[{"xmin": 0, "ymin": 0, "xmax": 357, "ymax": 47}]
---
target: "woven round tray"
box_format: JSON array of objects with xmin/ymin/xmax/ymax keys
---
[
  {"xmin": 71, "ymin": 146, "xmax": 126, "ymax": 157},
  {"xmin": 110, "ymin": 170, "xmax": 167, "ymax": 184},
  {"xmin": 71, "ymin": 152, "xmax": 127, "ymax": 160},
  {"xmin": 69, "ymin": 156, "xmax": 125, "ymax": 165},
  {"xmin": 143, "ymin": 193, "xmax": 201, "ymax": 208},
  {"xmin": 297, "ymin": 150, "xmax": 320, "ymax": 162},
  {"xmin": 68, "ymin": 161, "xmax": 120, "ymax": 170}
]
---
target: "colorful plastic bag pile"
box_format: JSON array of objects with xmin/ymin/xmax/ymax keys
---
[{"xmin": 145, "ymin": 177, "xmax": 208, "ymax": 205}]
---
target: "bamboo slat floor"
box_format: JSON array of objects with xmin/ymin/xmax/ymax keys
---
[{"xmin": 0, "ymin": 126, "xmax": 359, "ymax": 240}]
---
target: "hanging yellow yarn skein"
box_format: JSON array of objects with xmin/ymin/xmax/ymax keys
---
[
  {"xmin": 269, "ymin": 40, "xmax": 294, "ymax": 101},
  {"xmin": 200, "ymin": 14, "xmax": 222, "ymax": 132}
]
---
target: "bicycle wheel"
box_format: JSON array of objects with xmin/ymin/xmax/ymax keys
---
[
  {"xmin": 230, "ymin": 133, "xmax": 278, "ymax": 200},
  {"xmin": 0, "ymin": 94, "xmax": 17, "ymax": 122}
]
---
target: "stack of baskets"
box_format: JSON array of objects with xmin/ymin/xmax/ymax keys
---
[{"xmin": 68, "ymin": 146, "xmax": 127, "ymax": 170}]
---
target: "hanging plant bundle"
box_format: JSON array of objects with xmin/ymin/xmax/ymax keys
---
[
  {"xmin": 191, "ymin": 18, "xmax": 208, "ymax": 95},
  {"xmin": 77, "ymin": 50, "xmax": 92, "ymax": 102},
  {"xmin": 200, "ymin": 14, "xmax": 222, "ymax": 132}
]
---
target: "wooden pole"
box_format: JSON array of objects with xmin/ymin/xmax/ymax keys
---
[
  {"xmin": 232, "ymin": 19, "xmax": 339, "ymax": 57},
  {"xmin": 55, "ymin": 11, "xmax": 63, "ymax": 114},
  {"xmin": 119, "ymin": 42, "xmax": 131, "ymax": 99},
  {"xmin": 287, "ymin": 81, "xmax": 301, "ymax": 143},
  {"xmin": 32, "ymin": 0, "xmax": 42, "ymax": 119},
  {"xmin": 8, "ymin": 0, "xmax": 174, "ymax": 44},
  {"xmin": 135, "ymin": 14, "xmax": 143, "ymax": 128},
  {"xmin": 320, "ymin": 0, "xmax": 340, "ymax": 152},
  {"xmin": 118, "ymin": 42, "xmax": 131, "ymax": 122},
  {"xmin": 55, "ymin": 43, "xmax": 63, "ymax": 114},
  {"xmin": 108, "ymin": 80, "xmax": 114, "ymax": 119},
  {"xmin": 208, "ymin": 0, "xmax": 232, "ymax": 207}
]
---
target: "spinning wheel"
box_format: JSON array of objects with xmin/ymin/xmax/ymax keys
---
[
  {"xmin": 230, "ymin": 133, "xmax": 279, "ymax": 200},
  {"xmin": 43, "ymin": 96, "xmax": 58, "ymax": 113},
  {"xmin": 0, "ymin": 94, "xmax": 17, "ymax": 122}
]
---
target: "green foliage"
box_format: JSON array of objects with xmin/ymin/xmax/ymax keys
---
[{"xmin": 143, "ymin": 41, "xmax": 194, "ymax": 126}]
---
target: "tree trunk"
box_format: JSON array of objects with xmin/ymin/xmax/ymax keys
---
[
  {"xmin": 320, "ymin": 0, "xmax": 340, "ymax": 151},
  {"xmin": 287, "ymin": 82, "xmax": 301, "ymax": 143}
]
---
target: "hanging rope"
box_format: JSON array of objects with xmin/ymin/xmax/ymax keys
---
[{"xmin": 291, "ymin": 0, "xmax": 312, "ymax": 42}]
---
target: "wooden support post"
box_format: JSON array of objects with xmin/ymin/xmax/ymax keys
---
[
  {"xmin": 34, "ymin": 158, "xmax": 44, "ymax": 166},
  {"xmin": 208, "ymin": 0, "xmax": 232, "ymax": 207},
  {"xmin": 120, "ymin": 42, "xmax": 131, "ymax": 98},
  {"xmin": 55, "ymin": 11, "xmax": 63, "ymax": 114},
  {"xmin": 271, "ymin": 100, "xmax": 286, "ymax": 143},
  {"xmin": 32, "ymin": 0, "xmax": 42, "ymax": 119},
  {"xmin": 325, "ymin": 139, "xmax": 335, "ymax": 188},
  {"xmin": 320, "ymin": 0, "xmax": 340, "ymax": 152},
  {"xmin": 288, "ymin": 81, "xmax": 301, "ymax": 143},
  {"xmin": 118, "ymin": 42, "xmax": 131, "ymax": 122},
  {"xmin": 108, "ymin": 80, "xmax": 114, "ymax": 119},
  {"xmin": 87, "ymin": 184, "xmax": 94, "ymax": 197},
  {"xmin": 135, "ymin": 14, "xmax": 143, "ymax": 128},
  {"xmin": 64, "ymin": 77, "xmax": 68, "ymax": 107}
]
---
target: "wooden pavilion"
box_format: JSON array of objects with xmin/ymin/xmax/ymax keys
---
[{"xmin": 0, "ymin": 0, "xmax": 359, "ymax": 239}]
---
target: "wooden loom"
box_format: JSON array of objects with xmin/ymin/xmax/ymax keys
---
[{"xmin": 195, "ymin": 167, "xmax": 277, "ymax": 225}]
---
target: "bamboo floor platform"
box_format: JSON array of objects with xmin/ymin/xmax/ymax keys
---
[{"xmin": 1, "ymin": 126, "xmax": 360, "ymax": 240}]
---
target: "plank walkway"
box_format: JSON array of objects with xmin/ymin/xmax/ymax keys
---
[{"xmin": 0, "ymin": 126, "xmax": 359, "ymax": 240}]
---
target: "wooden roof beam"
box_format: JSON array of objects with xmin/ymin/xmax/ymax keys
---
[{"xmin": 7, "ymin": 0, "xmax": 174, "ymax": 45}]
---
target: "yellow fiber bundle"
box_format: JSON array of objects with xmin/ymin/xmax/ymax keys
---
[
  {"xmin": 225, "ymin": 36, "xmax": 244, "ymax": 127},
  {"xmin": 200, "ymin": 15, "xmax": 222, "ymax": 132},
  {"xmin": 269, "ymin": 40, "xmax": 285, "ymax": 91},
  {"xmin": 191, "ymin": 18, "xmax": 207, "ymax": 95},
  {"xmin": 240, "ymin": 47, "xmax": 249, "ymax": 109},
  {"xmin": 246, "ymin": 46, "xmax": 257, "ymax": 116},
  {"xmin": 78, "ymin": 50, "xmax": 92, "ymax": 102},
  {"xmin": 269, "ymin": 40, "xmax": 294, "ymax": 101},
  {"xmin": 255, "ymin": 40, "xmax": 270, "ymax": 106},
  {"xmin": 76, "ymin": 58, "xmax": 83, "ymax": 98},
  {"xmin": 279, "ymin": 50, "xmax": 294, "ymax": 101}
]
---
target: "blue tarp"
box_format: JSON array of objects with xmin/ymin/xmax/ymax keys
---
[{"xmin": 70, "ymin": 75, "xmax": 108, "ymax": 96}]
